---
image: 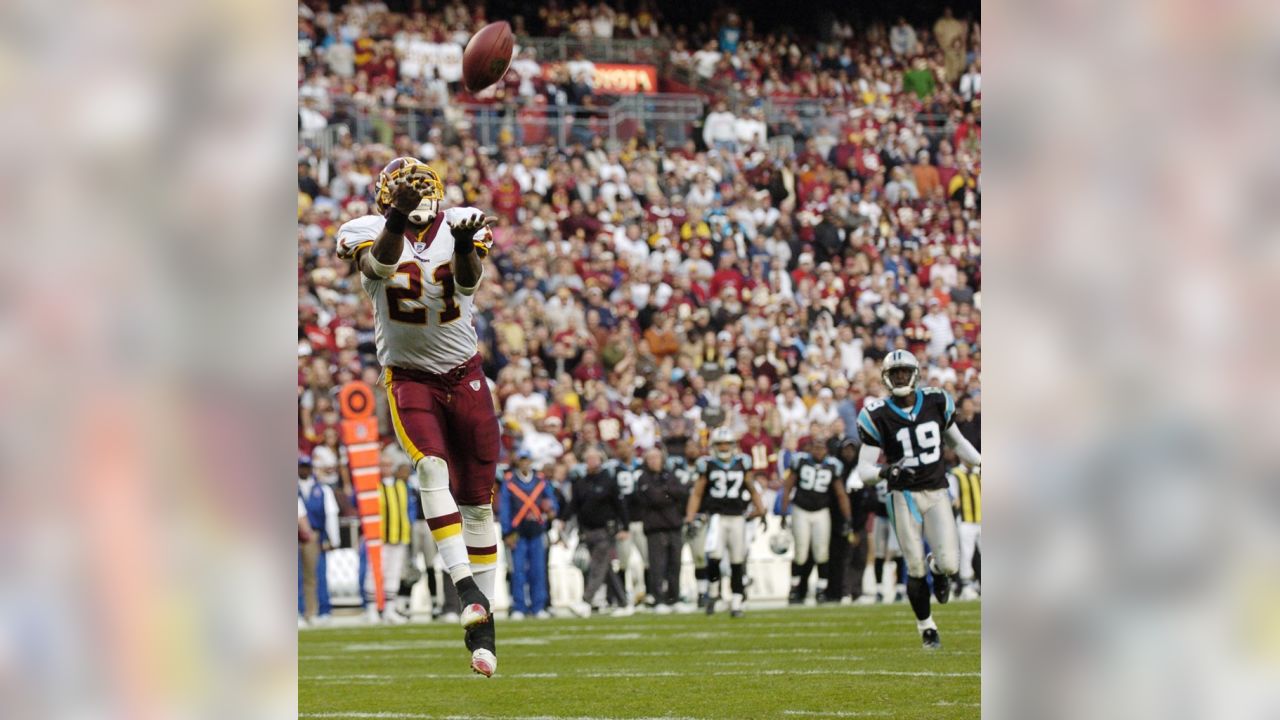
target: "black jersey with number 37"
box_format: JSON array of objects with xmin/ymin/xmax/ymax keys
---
[
  {"xmin": 695, "ymin": 454, "xmax": 753, "ymax": 515},
  {"xmin": 856, "ymin": 388, "xmax": 956, "ymax": 492}
]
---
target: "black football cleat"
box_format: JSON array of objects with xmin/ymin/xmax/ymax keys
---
[
  {"xmin": 921, "ymin": 628, "xmax": 941, "ymax": 650},
  {"xmin": 705, "ymin": 596, "xmax": 718, "ymax": 616},
  {"xmin": 787, "ymin": 589, "xmax": 804, "ymax": 606},
  {"xmin": 932, "ymin": 574, "xmax": 951, "ymax": 605},
  {"xmin": 927, "ymin": 554, "xmax": 951, "ymax": 604}
]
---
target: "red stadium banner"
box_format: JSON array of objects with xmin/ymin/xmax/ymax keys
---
[
  {"xmin": 340, "ymin": 381, "xmax": 386, "ymax": 610},
  {"xmin": 591, "ymin": 63, "xmax": 658, "ymax": 95}
]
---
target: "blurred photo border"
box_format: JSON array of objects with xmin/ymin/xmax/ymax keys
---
[{"xmin": 0, "ymin": 0, "xmax": 1275, "ymax": 717}]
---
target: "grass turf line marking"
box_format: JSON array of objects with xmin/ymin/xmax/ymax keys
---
[
  {"xmin": 303, "ymin": 669, "xmax": 979, "ymax": 681},
  {"xmin": 778, "ymin": 707, "xmax": 890, "ymax": 712},
  {"xmin": 299, "ymin": 714, "xmax": 703, "ymax": 719}
]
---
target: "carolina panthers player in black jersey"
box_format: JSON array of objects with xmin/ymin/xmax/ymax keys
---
[
  {"xmin": 854, "ymin": 351, "xmax": 982, "ymax": 649},
  {"xmin": 609, "ymin": 438, "xmax": 647, "ymax": 611},
  {"xmin": 667, "ymin": 435, "xmax": 711, "ymax": 606},
  {"xmin": 780, "ymin": 433, "xmax": 853, "ymax": 604},
  {"xmin": 685, "ymin": 427, "xmax": 766, "ymax": 618}
]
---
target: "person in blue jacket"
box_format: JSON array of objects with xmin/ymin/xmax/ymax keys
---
[{"xmin": 499, "ymin": 449, "xmax": 558, "ymax": 619}]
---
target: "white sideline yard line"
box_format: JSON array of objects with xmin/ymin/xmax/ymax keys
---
[
  {"xmin": 305, "ymin": 629, "xmax": 980, "ymax": 653},
  {"xmin": 303, "ymin": 647, "xmax": 887, "ymax": 661},
  {"xmin": 778, "ymin": 707, "xmax": 890, "ymax": 712},
  {"xmin": 303, "ymin": 669, "xmax": 980, "ymax": 682}
]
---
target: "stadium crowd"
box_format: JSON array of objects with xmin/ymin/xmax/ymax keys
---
[{"xmin": 298, "ymin": 0, "xmax": 980, "ymax": 624}]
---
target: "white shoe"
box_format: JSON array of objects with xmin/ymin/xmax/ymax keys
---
[
  {"xmin": 509, "ymin": 611, "xmax": 526, "ymax": 621},
  {"xmin": 534, "ymin": 610, "xmax": 551, "ymax": 619},
  {"xmin": 959, "ymin": 586, "xmax": 980, "ymax": 601},
  {"xmin": 298, "ymin": 616, "xmax": 308, "ymax": 629},
  {"xmin": 654, "ymin": 603, "xmax": 673, "ymax": 615},
  {"xmin": 612, "ymin": 605, "xmax": 635, "ymax": 617},
  {"xmin": 839, "ymin": 596, "xmax": 853, "ymax": 606},
  {"xmin": 312, "ymin": 614, "xmax": 332, "ymax": 626},
  {"xmin": 569, "ymin": 601, "xmax": 592, "ymax": 618},
  {"xmin": 461, "ymin": 602, "xmax": 490, "ymax": 628},
  {"xmin": 364, "ymin": 605, "xmax": 381, "ymax": 624},
  {"xmin": 383, "ymin": 607, "xmax": 408, "ymax": 624},
  {"xmin": 675, "ymin": 602, "xmax": 696, "ymax": 614},
  {"xmin": 470, "ymin": 648, "xmax": 497, "ymax": 678},
  {"xmin": 854, "ymin": 595, "xmax": 876, "ymax": 605},
  {"xmin": 729, "ymin": 593, "xmax": 745, "ymax": 618}
]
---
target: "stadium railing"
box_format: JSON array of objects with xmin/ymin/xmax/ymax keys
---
[
  {"xmin": 309, "ymin": 93, "xmax": 707, "ymax": 154},
  {"xmin": 517, "ymin": 35, "xmax": 671, "ymax": 64}
]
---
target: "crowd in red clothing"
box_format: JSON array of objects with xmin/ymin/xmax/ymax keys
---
[{"xmin": 298, "ymin": 2, "xmax": 981, "ymax": 506}]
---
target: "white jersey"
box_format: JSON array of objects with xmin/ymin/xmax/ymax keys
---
[{"xmin": 336, "ymin": 208, "xmax": 484, "ymax": 374}]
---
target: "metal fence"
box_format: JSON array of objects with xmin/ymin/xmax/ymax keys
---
[
  {"xmin": 307, "ymin": 93, "xmax": 708, "ymax": 155},
  {"xmin": 517, "ymin": 35, "xmax": 670, "ymax": 64}
]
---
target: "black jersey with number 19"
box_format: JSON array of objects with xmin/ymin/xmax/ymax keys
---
[{"xmin": 856, "ymin": 388, "xmax": 956, "ymax": 492}]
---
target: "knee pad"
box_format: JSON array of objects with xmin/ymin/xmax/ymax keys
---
[
  {"xmin": 416, "ymin": 456, "xmax": 450, "ymax": 493},
  {"xmin": 933, "ymin": 550, "xmax": 960, "ymax": 576},
  {"xmin": 905, "ymin": 555, "xmax": 928, "ymax": 578},
  {"xmin": 460, "ymin": 504, "xmax": 493, "ymax": 525},
  {"xmin": 460, "ymin": 504, "xmax": 498, "ymax": 546}
]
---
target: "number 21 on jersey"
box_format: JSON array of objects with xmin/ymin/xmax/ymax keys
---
[
  {"xmin": 895, "ymin": 421, "xmax": 940, "ymax": 467},
  {"xmin": 386, "ymin": 261, "xmax": 460, "ymax": 326}
]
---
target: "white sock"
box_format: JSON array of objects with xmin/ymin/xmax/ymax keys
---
[
  {"xmin": 461, "ymin": 505, "xmax": 499, "ymax": 601},
  {"xmin": 917, "ymin": 615, "xmax": 938, "ymax": 633}
]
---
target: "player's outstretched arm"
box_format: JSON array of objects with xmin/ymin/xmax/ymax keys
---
[
  {"xmin": 746, "ymin": 481, "xmax": 766, "ymax": 520},
  {"xmin": 449, "ymin": 210, "xmax": 496, "ymax": 293},
  {"xmin": 778, "ymin": 469, "xmax": 796, "ymax": 517},
  {"xmin": 944, "ymin": 424, "xmax": 981, "ymax": 467},
  {"xmin": 684, "ymin": 476, "xmax": 706, "ymax": 523}
]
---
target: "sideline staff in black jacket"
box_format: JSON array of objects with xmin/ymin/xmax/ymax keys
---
[
  {"xmin": 634, "ymin": 446, "xmax": 688, "ymax": 611},
  {"xmin": 566, "ymin": 447, "xmax": 629, "ymax": 613}
]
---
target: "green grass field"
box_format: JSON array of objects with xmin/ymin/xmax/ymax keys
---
[{"xmin": 299, "ymin": 602, "xmax": 980, "ymax": 719}]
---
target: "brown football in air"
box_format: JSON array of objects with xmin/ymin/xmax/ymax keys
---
[{"xmin": 462, "ymin": 21, "xmax": 514, "ymax": 93}]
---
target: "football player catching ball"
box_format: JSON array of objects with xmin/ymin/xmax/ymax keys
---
[{"xmin": 337, "ymin": 157, "xmax": 501, "ymax": 677}]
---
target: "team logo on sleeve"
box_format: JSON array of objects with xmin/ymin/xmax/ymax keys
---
[{"xmin": 470, "ymin": 380, "xmax": 481, "ymax": 391}]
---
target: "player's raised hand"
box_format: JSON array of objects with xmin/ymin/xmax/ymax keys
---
[
  {"xmin": 389, "ymin": 178, "xmax": 423, "ymax": 214},
  {"xmin": 449, "ymin": 211, "xmax": 498, "ymax": 240}
]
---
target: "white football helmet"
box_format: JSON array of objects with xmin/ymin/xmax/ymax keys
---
[
  {"xmin": 710, "ymin": 427, "xmax": 736, "ymax": 461},
  {"xmin": 881, "ymin": 350, "xmax": 920, "ymax": 397}
]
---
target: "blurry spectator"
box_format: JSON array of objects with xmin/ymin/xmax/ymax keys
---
[
  {"xmin": 959, "ymin": 59, "xmax": 982, "ymax": 104},
  {"xmin": 566, "ymin": 447, "xmax": 631, "ymax": 616},
  {"xmin": 702, "ymin": 101, "xmax": 738, "ymax": 153},
  {"xmin": 500, "ymin": 450, "xmax": 558, "ymax": 619},
  {"xmin": 934, "ymin": 6, "xmax": 970, "ymax": 82},
  {"xmin": 310, "ymin": 426, "xmax": 352, "ymax": 508},
  {"xmin": 692, "ymin": 39, "xmax": 722, "ymax": 80},
  {"xmin": 634, "ymin": 446, "xmax": 688, "ymax": 613},
  {"xmin": 365, "ymin": 456, "xmax": 411, "ymax": 624},
  {"xmin": 298, "ymin": 456, "xmax": 339, "ymax": 626},
  {"xmin": 889, "ymin": 17, "xmax": 918, "ymax": 57},
  {"xmin": 718, "ymin": 13, "xmax": 742, "ymax": 53},
  {"xmin": 955, "ymin": 394, "xmax": 981, "ymax": 451},
  {"xmin": 912, "ymin": 151, "xmax": 942, "ymax": 199},
  {"xmin": 808, "ymin": 387, "xmax": 840, "ymax": 430},
  {"xmin": 923, "ymin": 298, "xmax": 956, "ymax": 359}
]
